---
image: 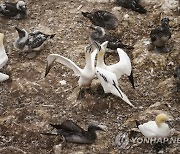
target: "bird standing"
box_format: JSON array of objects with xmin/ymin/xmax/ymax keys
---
[
  {"xmin": 150, "ymin": 18, "xmax": 171, "ymax": 52},
  {"xmin": 96, "ymin": 67, "xmax": 135, "ymax": 108},
  {"xmin": 0, "ymin": 33, "xmax": 9, "ymax": 82},
  {"xmin": 45, "ymin": 44, "xmax": 97, "ymax": 99},
  {"xmin": 0, "ymin": 0, "xmax": 27, "ymax": 19},
  {"xmin": 82, "ymin": 10, "xmax": 118, "ymax": 30},
  {"xmin": 96, "ymin": 41, "xmax": 135, "ymax": 89}
]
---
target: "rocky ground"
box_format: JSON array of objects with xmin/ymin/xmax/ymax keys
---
[{"xmin": 0, "ymin": 0, "xmax": 179, "ymax": 154}]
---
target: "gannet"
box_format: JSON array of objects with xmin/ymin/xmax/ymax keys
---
[
  {"xmin": 0, "ymin": 33, "xmax": 9, "ymax": 82},
  {"xmin": 14, "ymin": 27, "xmax": 55, "ymax": 52},
  {"xmin": 96, "ymin": 67, "xmax": 135, "ymax": 108},
  {"xmin": 0, "ymin": 0, "xmax": 27, "ymax": 19},
  {"xmin": 89, "ymin": 26, "xmax": 134, "ymax": 50},
  {"xmin": 116, "ymin": 0, "xmax": 147, "ymax": 14},
  {"xmin": 82, "ymin": 10, "xmax": 118, "ymax": 30},
  {"xmin": 150, "ymin": 18, "xmax": 171, "ymax": 52},
  {"xmin": 42, "ymin": 120, "xmax": 105, "ymax": 144},
  {"xmin": 136, "ymin": 113, "xmax": 171, "ymax": 137},
  {"xmin": 45, "ymin": 44, "xmax": 97, "ymax": 98},
  {"xmin": 96, "ymin": 41, "xmax": 135, "ymax": 89}
]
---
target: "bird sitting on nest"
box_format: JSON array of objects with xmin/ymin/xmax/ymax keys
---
[
  {"xmin": 136, "ymin": 113, "xmax": 172, "ymax": 153},
  {"xmin": 41, "ymin": 120, "xmax": 106, "ymax": 144},
  {"xmin": 0, "ymin": 33, "xmax": 9, "ymax": 82},
  {"xmin": 14, "ymin": 27, "xmax": 55, "ymax": 58},
  {"xmin": 0, "ymin": 0, "xmax": 27, "ymax": 19},
  {"xmin": 89, "ymin": 25, "xmax": 134, "ymax": 51},
  {"xmin": 174, "ymin": 65, "xmax": 180, "ymax": 92},
  {"xmin": 82, "ymin": 10, "xmax": 118, "ymax": 30},
  {"xmin": 116, "ymin": 0, "xmax": 147, "ymax": 14},
  {"xmin": 150, "ymin": 18, "xmax": 171, "ymax": 53}
]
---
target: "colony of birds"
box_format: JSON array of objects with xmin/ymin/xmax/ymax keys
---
[{"xmin": 0, "ymin": 0, "xmax": 179, "ymax": 153}]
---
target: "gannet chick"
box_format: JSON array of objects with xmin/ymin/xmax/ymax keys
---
[
  {"xmin": 96, "ymin": 67, "xmax": 135, "ymax": 108},
  {"xmin": 82, "ymin": 10, "xmax": 118, "ymax": 30},
  {"xmin": 89, "ymin": 26, "xmax": 134, "ymax": 50},
  {"xmin": 0, "ymin": 33, "xmax": 9, "ymax": 82},
  {"xmin": 136, "ymin": 113, "xmax": 171, "ymax": 137},
  {"xmin": 42, "ymin": 120, "xmax": 105, "ymax": 144},
  {"xmin": 45, "ymin": 44, "xmax": 97, "ymax": 99},
  {"xmin": 96, "ymin": 41, "xmax": 135, "ymax": 89},
  {"xmin": 14, "ymin": 27, "xmax": 55, "ymax": 56},
  {"xmin": 174, "ymin": 65, "xmax": 180, "ymax": 92},
  {"xmin": 116, "ymin": 0, "xmax": 147, "ymax": 14},
  {"xmin": 150, "ymin": 18, "xmax": 171, "ymax": 52},
  {"xmin": 0, "ymin": 0, "xmax": 27, "ymax": 19}
]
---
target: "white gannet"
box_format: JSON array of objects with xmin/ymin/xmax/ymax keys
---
[
  {"xmin": 0, "ymin": 0, "xmax": 27, "ymax": 19},
  {"xmin": 136, "ymin": 113, "xmax": 171, "ymax": 137},
  {"xmin": 14, "ymin": 27, "xmax": 55, "ymax": 52},
  {"xmin": 45, "ymin": 44, "xmax": 97, "ymax": 99},
  {"xmin": 96, "ymin": 41, "xmax": 135, "ymax": 89},
  {"xmin": 96, "ymin": 67, "xmax": 135, "ymax": 108},
  {"xmin": 0, "ymin": 33, "xmax": 9, "ymax": 82}
]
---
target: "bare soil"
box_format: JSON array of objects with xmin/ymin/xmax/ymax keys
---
[{"xmin": 0, "ymin": 0, "xmax": 179, "ymax": 154}]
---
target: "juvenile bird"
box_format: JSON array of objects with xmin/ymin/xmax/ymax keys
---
[
  {"xmin": 45, "ymin": 44, "xmax": 97, "ymax": 99},
  {"xmin": 82, "ymin": 10, "xmax": 118, "ymax": 30},
  {"xmin": 0, "ymin": 33, "xmax": 9, "ymax": 82},
  {"xmin": 96, "ymin": 41, "xmax": 135, "ymax": 89},
  {"xmin": 96, "ymin": 67, "xmax": 135, "ymax": 108},
  {"xmin": 14, "ymin": 27, "xmax": 55, "ymax": 53},
  {"xmin": 174, "ymin": 65, "xmax": 180, "ymax": 92},
  {"xmin": 42, "ymin": 120, "xmax": 105, "ymax": 144},
  {"xmin": 150, "ymin": 18, "xmax": 171, "ymax": 52},
  {"xmin": 116, "ymin": 0, "xmax": 147, "ymax": 14},
  {"xmin": 89, "ymin": 26, "xmax": 134, "ymax": 50},
  {"xmin": 0, "ymin": 0, "xmax": 27, "ymax": 19}
]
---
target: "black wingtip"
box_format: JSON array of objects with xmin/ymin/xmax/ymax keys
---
[
  {"xmin": 135, "ymin": 120, "xmax": 140, "ymax": 128},
  {"xmin": 128, "ymin": 71, "xmax": 135, "ymax": 89}
]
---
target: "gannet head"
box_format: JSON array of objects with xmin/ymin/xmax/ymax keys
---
[
  {"xmin": 89, "ymin": 25, "xmax": 105, "ymax": 38},
  {"xmin": 155, "ymin": 113, "xmax": 169, "ymax": 127},
  {"xmin": 17, "ymin": 1, "xmax": 27, "ymax": 11}
]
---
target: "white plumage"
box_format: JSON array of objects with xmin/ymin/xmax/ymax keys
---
[
  {"xmin": 96, "ymin": 67, "xmax": 135, "ymax": 108},
  {"xmin": 137, "ymin": 113, "xmax": 171, "ymax": 137},
  {"xmin": 45, "ymin": 44, "xmax": 97, "ymax": 88},
  {"xmin": 97, "ymin": 41, "xmax": 135, "ymax": 88},
  {"xmin": 0, "ymin": 33, "xmax": 9, "ymax": 82}
]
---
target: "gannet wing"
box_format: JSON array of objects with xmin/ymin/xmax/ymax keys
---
[
  {"xmin": 96, "ymin": 67, "xmax": 135, "ymax": 108},
  {"xmin": 0, "ymin": 48, "xmax": 8, "ymax": 69},
  {"xmin": 46, "ymin": 54, "xmax": 82, "ymax": 76},
  {"xmin": 0, "ymin": 72, "xmax": 9, "ymax": 82}
]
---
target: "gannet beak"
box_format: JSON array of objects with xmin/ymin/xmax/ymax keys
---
[
  {"xmin": 97, "ymin": 124, "xmax": 107, "ymax": 131},
  {"xmin": 89, "ymin": 25, "xmax": 96, "ymax": 30}
]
